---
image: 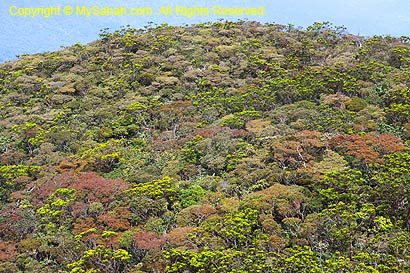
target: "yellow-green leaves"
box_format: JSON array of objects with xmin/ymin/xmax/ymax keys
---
[
  {"xmin": 126, "ymin": 176, "xmax": 177, "ymax": 200},
  {"xmin": 67, "ymin": 245, "xmax": 131, "ymax": 273},
  {"xmin": 36, "ymin": 188, "xmax": 77, "ymax": 225}
]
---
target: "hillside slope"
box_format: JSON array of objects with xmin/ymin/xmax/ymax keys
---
[{"xmin": 0, "ymin": 21, "xmax": 409, "ymax": 273}]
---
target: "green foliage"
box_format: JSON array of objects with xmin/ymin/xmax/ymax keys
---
[
  {"xmin": 180, "ymin": 135, "xmax": 204, "ymax": 164},
  {"xmin": 67, "ymin": 245, "xmax": 131, "ymax": 273},
  {"xmin": 80, "ymin": 139, "xmax": 126, "ymax": 172},
  {"xmin": 165, "ymin": 247, "xmax": 274, "ymax": 273},
  {"xmin": 126, "ymin": 176, "xmax": 177, "ymax": 201},
  {"xmin": 0, "ymin": 165, "xmax": 40, "ymax": 180},
  {"xmin": 319, "ymin": 170, "xmax": 370, "ymax": 204},
  {"xmin": 221, "ymin": 110, "xmax": 262, "ymax": 129},
  {"xmin": 0, "ymin": 165, "xmax": 40, "ymax": 203},
  {"xmin": 377, "ymin": 122, "xmax": 406, "ymax": 138},
  {"xmin": 179, "ymin": 184, "xmax": 208, "ymax": 208},
  {"xmin": 36, "ymin": 188, "xmax": 77, "ymax": 227},
  {"xmin": 1, "ymin": 20, "xmax": 410, "ymax": 273},
  {"xmin": 370, "ymin": 152, "xmax": 410, "ymax": 224}
]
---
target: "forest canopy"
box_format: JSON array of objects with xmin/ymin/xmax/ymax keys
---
[{"xmin": 0, "ymin": 20, "xmax": 409, "ymax": 273}]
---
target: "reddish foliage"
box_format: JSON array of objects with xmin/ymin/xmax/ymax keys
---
[
  {"xmin": 377, "ymin": 133, "xmax": 406, "ymax": 153},
  {"xmin": 178, "ymin": 164, "xmax": 201, "ymax": 180},
  {"xmin": 100, "ymin": 232, "xmax": 121, "ymax": 249},
  {"xmin": 159, "ymin": 100, "xmax": 193, "ymax": 114},
  {"xmin": 55, "ymin": 159, "xmax": 88, "ymax": 173},
  {"xmin": 0, "ymin": 225, "xmax": 17, "ymax": 242},
  {"xmin": 72, "ymin": 217, "xmax": 99, "ymax": 248},
  {"xmin": 0, "ymin": 209, "xmax": 22, "ymax": 223},
  {"xmin": 152, "ymin": 138, "xmax": 180, "ymax": 152},
  {"xmin": 330, "ymin": 133, "xmax": 405, "ymax": 164},
  {"xmin": 71, "ymin": 172, "xmax": 129, "ymax": 205},
  {"xmin": 0, "ymin": 151, "xmax": 27, "ymax": 165},
  {"xmin": 97, "ymin": 207, "xmax": 131, "ymax": 231},
  {"xmin": 31, "ymin": 171, "xmax": 77, "ymax": 206},
  {"xmin": 190, "ymin": 205, "xmax": 217, "ymax": 221},
  {"xmin": 0, "ymin": 241, "xmax": 17, "ymax": 262},
  {"xmin": 157, "ymin": 101, "xmax": 195, "ymax": 131},
  {"xmin": 178, "ymin": 205, "xmax": 217, "ymax": 226},
  {"xmin": 132, "ymin": 231, "xmax": 166, "ymax": 251},
  {"xmin": 31, "ymin": 171, "xmax": 129, "ymax": 206},
  {"xmin": 272, "ymin": 140, "xmax": 307, "ymax": 166},
  {"xmin": 405, "ymin": 123, "xmax": 410, "ymax": 138},
  {"xmin": 271, "ymin": 130, "xmax": 325, "ymax": 168},
  {"xmin": 166, "ymin": 227, "xmax": 195, "ymax": 247},
  {"xmin": 9, "ymin": 190, "xmax": 28, "ymax": 203},
  {"xmin": 0, "ymin": 209, "xmax": 25, "ymax": 241},
  {"xmin": 73, "ymin": 217, "xmax": 96, "ymax": 234}
]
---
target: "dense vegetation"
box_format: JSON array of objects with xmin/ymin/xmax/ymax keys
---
[{"xmin": 0, "ymin": 20, "xmax": 409, "ymax": 272}]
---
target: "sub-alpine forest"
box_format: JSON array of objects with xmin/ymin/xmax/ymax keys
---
[{"xmin": 0, "ymin": 21, "xmax": 409, "ymax": 272}]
